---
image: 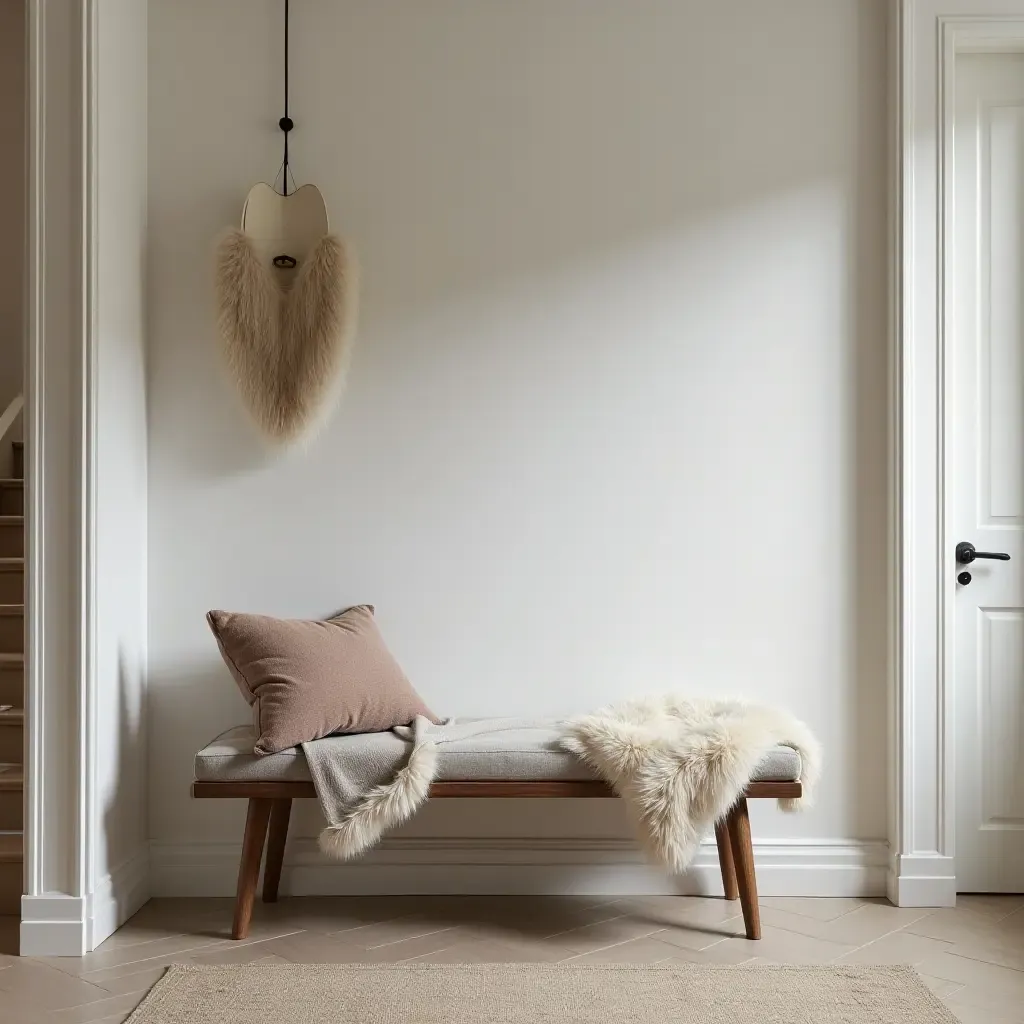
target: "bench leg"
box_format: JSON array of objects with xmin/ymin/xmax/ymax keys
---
[
  {"xmin": 233, "ymin": 798, "xmax": 272, "ymax": 939},
  {"xmin": 262, "ymin": 798, "xmax": 292, "ymax": 904},
  {"xmin": 727, "ymin": 797, "xmax": 761, "ymax": 939},
  {"xmin": 715, "ymin": 819, "xmax": 739, "ymax": 900}
]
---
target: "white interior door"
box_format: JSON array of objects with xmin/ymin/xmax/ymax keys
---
[{"xmin": 954, "ymin": 53, "xmax": 1024, "ymax": 893}]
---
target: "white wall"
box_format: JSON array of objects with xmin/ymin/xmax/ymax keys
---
[
  {"xmin": 93, "ymin": 0, "xmax": 149, "ymax": 940},
  {"xmin": 147, "ymin": 0, "xmax": 888, "ymax": 893},
  {"xmin": 0, "ymin": 0, "xmax": 25, "ymax": 465}
]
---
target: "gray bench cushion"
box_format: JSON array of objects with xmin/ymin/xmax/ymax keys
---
[{"xmin": 194, "ymin": 724, "xmax": 802, "ymax": 785}]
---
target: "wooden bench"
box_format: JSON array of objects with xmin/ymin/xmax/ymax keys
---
[{"xmin": 192, "ymin": 777, "xmax": 801, "ymax": 943}]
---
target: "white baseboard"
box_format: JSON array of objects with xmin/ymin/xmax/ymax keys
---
[
  {"xmin": 886, "ymin": 853, "xmax": 956, "ymax": 908},
  {"xmin": 151, "ymin": 836, "xmax": 888, "ymax": 899},
  {"xmin": 88, "ymin": 845, "xmax": 152, "ymax": 950},
  {"xmin": 20, "ymin": 845, "xmax": 151, "ymax": 956}
]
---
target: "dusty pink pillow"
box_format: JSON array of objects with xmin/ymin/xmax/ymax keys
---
[{"xmin": 206, "ymin": 605, "xmax": 438, "ymax": 755}]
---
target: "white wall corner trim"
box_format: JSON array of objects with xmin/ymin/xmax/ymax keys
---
[
  {"xmin": 890, "ymin": 0, "xmax": 1024, "ymax": 908},
  {"xmin": 21, "ymin": 0, "xmax": 108, "ymax": 955},
  {"xmin": 150, "ymin": 838, "xmax": 888, "ymax": 900}
]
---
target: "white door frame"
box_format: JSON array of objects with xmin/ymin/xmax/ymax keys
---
[
  {"xmin": 20, "ymin": 0, "xmax": 100, "ymax": 955},
  {"xmin": 890, "ymin": 0, "xmax": 1024, "ymax": 907}
]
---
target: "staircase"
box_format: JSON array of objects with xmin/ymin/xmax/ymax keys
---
[{"xmin": 0, "ymin": 437, "xmax": 23, "ymax": 916}]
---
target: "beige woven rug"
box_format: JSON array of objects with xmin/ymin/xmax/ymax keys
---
[{"xmin": 126, "ymin": 963, "xmax": 957, "ymax": 1023}]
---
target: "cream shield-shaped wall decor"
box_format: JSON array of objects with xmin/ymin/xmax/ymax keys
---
[
  {"xmin": 214, "ymin": 1, "xmax": 357, "ymax": 445},
  {"xmin": 215, "ymin": 184, "xmax": 357, "ymax": 444}
]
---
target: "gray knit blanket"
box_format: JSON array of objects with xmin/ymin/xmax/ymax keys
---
[{"xmin": 303, "ymin": 717, "xmax": 559, "ymax": 859}]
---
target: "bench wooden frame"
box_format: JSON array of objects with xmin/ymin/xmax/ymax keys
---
[{"xmin": 192, "ymin": 779, "xmax": 802, "ymax": 942}]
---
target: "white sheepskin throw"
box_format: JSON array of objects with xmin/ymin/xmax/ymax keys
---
[
  {"xmin": 214, "ymin": 230, "xmax": 357, "ymax": 443},
  {"xmin": 561, "ymin": 696, "xmax": 821, "ymax": 874}
]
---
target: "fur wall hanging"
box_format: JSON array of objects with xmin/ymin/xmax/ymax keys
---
[{"xmin": 215, "ymin": 1, "xmax": 358, "ymax": 444}]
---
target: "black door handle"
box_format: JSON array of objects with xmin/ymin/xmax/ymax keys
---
[{"xmin": 956, "ymin": 541, "xmax": 1011, "ymax": 564}]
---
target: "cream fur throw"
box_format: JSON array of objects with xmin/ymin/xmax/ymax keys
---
[
  {"xmin": 561, "ymin": 696, "xmax": 821, "ymax": 873},
  {"xmin": 215, "ymin": 230, "xmax": 357, "ymax": 443},
  {"xmin": 305, "ymin": 700, "xmax": 820, "ymax": 874}
]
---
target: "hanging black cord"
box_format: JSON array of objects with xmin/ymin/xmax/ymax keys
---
[{"xmin": 278, "ymin": 0, "xmax": 294, "ymax": 196}]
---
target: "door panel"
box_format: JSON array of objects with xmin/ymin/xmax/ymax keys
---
[
  {"xmin": 954, "ymin": 53, "xmax": 1024, "ymax": 893},
  {"xmin": 979, "ymin": 610, "xmax": 1024, "ymax": 824},
  {"xmin": 986, "ymin": 104, "xmax": 1024, "ymax": 519}
]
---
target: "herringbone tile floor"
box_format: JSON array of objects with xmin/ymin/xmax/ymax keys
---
[{"xmin": 1, "ymin": 894, "xmax": 1022, "ymax": 1023}]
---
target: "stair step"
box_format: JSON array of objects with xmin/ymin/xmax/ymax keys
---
[
  {"xmin": 11, "ymin": 441, "xmax": 22, "ymax": 482},
  {"xmin": 0, "ymin": 655, "xmax": 25, "ymax": 709},
  {"xmin": 0, "ymin": 832, "xmax": 20, "ymax": 863},
  {"xmin": 0, "ymin": 709, "xmax": 22, "ymax": 764},
  {"xmin": 0, "ymin": 831, "xmax": 21, "ymax": 914},
  {"xmin": 0, "ymin": 517, "xmax": 22, "ymax": 561},
  {"xmin": 0, "ymin": 604, "xmax": 23, "ymax": 654},
  {"xmin": 0, "ymin": 560, "xmax": 23, "ymax": 605},
  {"xmin": 0, "ymin": 763, "xmax": 21, "ymax": 832},
  {"xmin": 0, "ymin": 764, "xmax": 22, "ymax": 831},
  {"xmin": 0, "ymin": 481, "xmax": 21, "ymax": 517},
  {"xmin": 0, "ymin": 654, "xmax": 20, "ymax": 708},
  {"xmin": 0, "ymin": 661, "xmax": 23, "ymax": 712}
]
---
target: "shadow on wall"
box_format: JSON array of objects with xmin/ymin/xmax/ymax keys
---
[
  {"xmin": 150, "ymin": 0, "xmax": 884, "ymax": 483},
  {"xmin": 101, "ymin": 649, "xmax": 146, "ymax": 917},
  {"xmin": 844, "ymin": 0, "xmax": 889, "ymax": 843},
  {"xmin": 147, "ymin": 660, "xmax": 251, "ymax": 842}
]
